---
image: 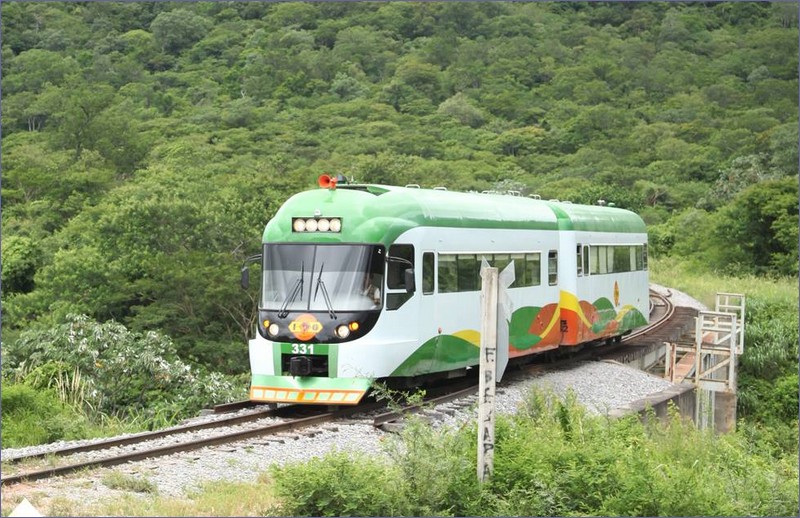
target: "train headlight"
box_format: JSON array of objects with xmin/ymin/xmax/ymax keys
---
[
  {"xmin": 305, "ymin": 218, "xmax": 318, "ymax": 232},
  {"xmin": 267, "ymin": 323, "xmax": 280, "ymax": 337},
  {"xmin": 292, "ymin": 217, "xmax": 342, "ymax": 232},
  {"xmin": 335, "ymin": 324, "xmax": 351, "ymax": 339},
  {"xmin": 348, "ymin": 322, "xmax": 359, "ymax": 332}
]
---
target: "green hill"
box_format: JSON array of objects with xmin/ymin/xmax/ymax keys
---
[{"xmin": 2, "ymin": 2, "xmax": 797, "ymax": 369}]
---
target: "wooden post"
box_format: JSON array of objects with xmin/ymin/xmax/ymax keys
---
[{"xmin": 478, "ymin": 266, "xmax": 498, "ymax": 484}]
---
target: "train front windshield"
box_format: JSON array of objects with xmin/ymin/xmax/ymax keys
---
[{"xmin": 261, "ymin": 244, "xmax": 385, "ymax": 312}]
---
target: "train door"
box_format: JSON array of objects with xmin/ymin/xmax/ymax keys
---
[{"xmin": 418, "ymin": 250, "xmax": 437, "ymax": 343}]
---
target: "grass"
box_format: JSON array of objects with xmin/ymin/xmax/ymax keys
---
[
  {"xmin": 2, "ymin": 476, "xmax": 282, "ymax": 516},
  {"xmin": 649, "ymin": 257, "xmax": 798, "ymax": 308},
  {"xmin": 88, "ymin": 478, "xmax": 281, "ymax": 516},
  {"xmin": 101, "ymin": 471, "xmax": 158, "ymax": 494}
]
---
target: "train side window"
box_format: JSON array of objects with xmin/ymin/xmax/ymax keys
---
[
  {"xmin": 590, "ymin": 246, "xmax": 599, "ymax": 275},
  {"xmin": 457, "ymin": 254, "xmax": 477, "ymax": 291},
  {"xmin": 491, "ymin": 254, "xmax": 519, "ymax": 288},
  {"xmin": 511, "ymin": 253, "xmax": 525, "ymax": 287},
  {"xmin": 387, "ymin": 244, "xmax": 414, "ymax": 289},
  {"xmin": 635, "ymin": 245, "xmax": 644, "ymax": 271},
  {"xmin": 438, "ymin": 254, "xmax": 457, "ymax": 293},
  {"xmin": 613, "ymin": 246, "xmax": 631, "ymax": 273},
  {"xmin": 583, "ymin": 245, "xmax": 589, "ymax": 276},
  {"xmin": 643, "ymin": 244, "xmax": 648, "ymax": 270},
  {"xmin": 422, "ymin": 252, "xmax": 434, "ymax": 295},
  {"xmin": 576, "ymin": 245, "xmax": 583, "ymax": 276},
  {"xmin": 548, "ymin": 250, "xmax": 558, "ymax": 286},
  {"xmin": 526, "ymin": 253, "xmax": 541, "ymax": 286}
]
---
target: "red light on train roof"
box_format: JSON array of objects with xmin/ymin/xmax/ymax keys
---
[{"xmin": 319, "ymin": 174, "xmax": 337, "ymax": 189}]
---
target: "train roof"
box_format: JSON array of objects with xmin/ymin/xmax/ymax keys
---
[{"xmin": 263, "ymin": 184, "xmax": 646, "ymax": 245}]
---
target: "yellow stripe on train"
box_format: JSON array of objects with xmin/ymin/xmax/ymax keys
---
[{"xmin": 250, "ymin": 386, "xmax": 364, "ymax": 404}]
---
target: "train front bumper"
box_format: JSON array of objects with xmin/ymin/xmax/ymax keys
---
[{"xmin": 249, "ymin": 375, "xmax": 373, "ymax": 405}]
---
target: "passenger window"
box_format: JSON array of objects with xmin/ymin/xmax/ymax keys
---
[
  {"xmin": 438, "ymin": 254, "xmax": 457, "ymax": 293},
  {"xmin": 613, "ymin": 246, "xmax": 631, "ymax": 273},
  {"xmin": 598, "ymin": 246, "xmax": 608, "ymax": 274},
  {"xmin": 548, "ymin": 250, "xmax": 558, "ymax": 286},
  {"xmin": 457, "ymin": 254, "xmax": 477, "ymax": 291},
  {"xmin": 511, "ymin": 254, "xmax": 525, "ymax": 287},
  {"xmin": 643, "ymin": 244, "xmax": 648, "ymax": 270},
  {"xmin": 490, "ymin": 254, "xmax": 519, "ymax": 288},
  {"xmin": 525, "ymin": 253, "xmax": 541, "ymax": 286},
  {"xmin": 387, "ymin": 244, "xmax": 414, "ymax": 289},
  {"xmin": 576, "ymin": 245, "xmax": 583, "ymax": 276},
  {"xmin": 583, "ymin": 245, "xmax": 589, "ymax": 276},
  {"xmin": 422, "ymin": 252, "xmax": 434, "ymax": 295}
]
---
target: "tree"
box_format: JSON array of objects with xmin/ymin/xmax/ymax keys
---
[
  {"xmin": 1, "ymin": 236, "xmax": 40, "ymax": 294},
  {"xmin": 713, "ymin": 177, "xmax": 799, "ymax": 276},
  {"xmin": 332, "ymin": 26, "xmax": 398, "ymax": 81},
  {"xmin": 42, "ymin": 77, "xmax": 116, "ymax": 159},
  {"xmin": 149, "ymin": 9, "xmax": 212, "ymax": 54},
  {"xmin": 392, "ymin": 57, "xmax": 442, "ymax": 102},
  {"xmin": 437, "ymin": 93, "xmax": 486, "ymax": 128},
  {"xmin": 2, "ymin": 48, "xmax": 76, "ymax": 94},
  {"xmin": 702, "ymin": 154, "xmax": 772, "ymax": 209}
]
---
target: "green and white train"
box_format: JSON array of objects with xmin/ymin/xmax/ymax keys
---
[{"xmin": 245, "ymin": 176, "xmax": 649, "ymax": 405}]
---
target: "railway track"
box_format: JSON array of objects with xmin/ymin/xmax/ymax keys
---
[
  {"xmin": 1, "ymin": 377, "xmax": 474, "ymax": 487},
  {"xmin": 1, "ymin": 288, "xmax": 687, "ymax": 487},
  {"xmin": 4, "ymin": 405, "xmax": 278, "ymax": 466},
  {"xmin": 0, "ymin": 402, "xmax": 382, "ymax": 487}
]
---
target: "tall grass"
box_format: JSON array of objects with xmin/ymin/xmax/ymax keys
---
[
  {"xmin": 651, "ymin": 256, "xmax": 798, "ymax": 454},
  {"xmin": 650, "ymin": 257, "xmax": 798, "ymax": 308},
  {"xmin": 90, "ymin": 479, "xmax": 279, "ymax": 517},
  {"xmin": 267, "ymin": 388, "xmax": 798, "ymax": 517}
]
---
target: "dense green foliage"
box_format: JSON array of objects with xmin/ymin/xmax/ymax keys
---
[
  {"xmin": 1, "ymin": 315, "xmax": 244, "ymax": 446},
  {"xmin": 736, "ymin": 296, "xmax": 799, "ymax": 452},
  {"xmin": 1, "ymin": 383, "xmax": 90, "ymax": 447},
  {"xmin": 2, "ymin": 2, "xmax": 797, "ymax": 371},
  {"xmin": 270, "ymin": 390, "xmax": 798, "ymax": 516}
]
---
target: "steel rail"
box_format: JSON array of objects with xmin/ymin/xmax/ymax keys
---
[
  {"xmin": 212, "ymin": 399, "xmax": 262, "ymax": 413},
  {"xmin": 372, "ymin": 385, "xmax": 479, "ymax": 427},
  {"xmin": 2, "ymin": 402, "xmax": 384, "ymax": 487},
  {"xmin": 3, "ymin": 406, "xmax": 281, "ymax": 464},
  {"xmin": 623, "ymin": 289, "xmax": 675, "ymax": 343}
]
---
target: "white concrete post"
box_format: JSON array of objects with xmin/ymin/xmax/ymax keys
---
[{"xmin": 478, "ymin": 266, "xmax": 498, "ymax": 484}]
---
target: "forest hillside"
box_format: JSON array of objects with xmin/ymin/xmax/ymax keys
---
[{"xmin": 2, "ymin": 2, "xmax": 797, "ymax": 376}]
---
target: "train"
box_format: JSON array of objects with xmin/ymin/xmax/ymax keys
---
[{"xmin": 243, "ymin": 175, "xmax": 649, "ymax": 405}]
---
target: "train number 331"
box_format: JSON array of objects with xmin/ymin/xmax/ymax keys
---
[{"xmin": 291, "ymin": 344, "xmax": 315, "ymax": 355}]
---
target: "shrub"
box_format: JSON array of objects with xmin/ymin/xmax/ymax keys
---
[
  {"xmin": 101, "ymin": 471, "xmax": 158, "ymax": 494},
  {"xmin": 1, "ymin": 383, "xmax": 88, "ymax": 447},
  {"xmin": 739, "ymin": 297, "xmax": 798, "ymax": 381},
  {"xmin": 270, "ymin": 452, "xmax": 410, "ymax": 516},
  {"xmin": 2, "ymin": 315, "xmax": 244, "ymax": 424},
  {"xmin": 269, "ymin": 388, "xmax": 798, "ymax": 517}
]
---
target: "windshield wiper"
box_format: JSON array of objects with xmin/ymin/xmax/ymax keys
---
[
  {"xmin": 313, "ymin": 263, "xmax": 337, "ymax": 320},
  {"xmin": 278, "ymin": 262, "xmax": 304, "ymax": 319}
]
